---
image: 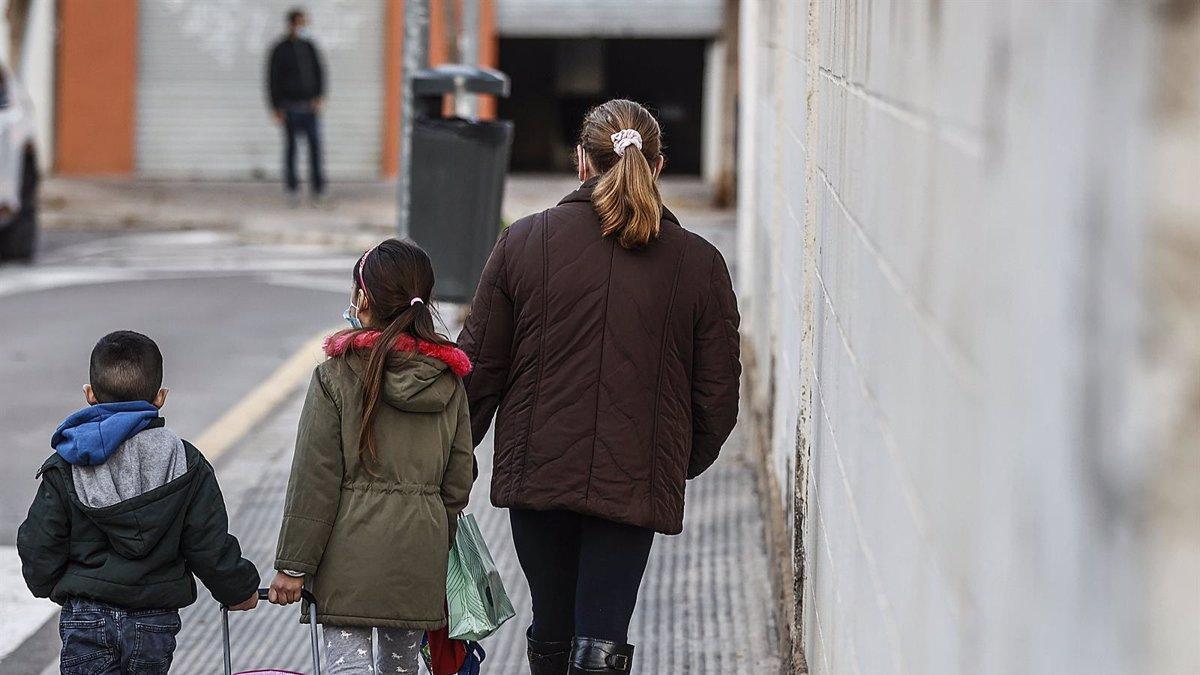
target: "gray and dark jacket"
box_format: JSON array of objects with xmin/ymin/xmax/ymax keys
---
[{"xmin": 17, "ymin": 422, "xmax": 259, "ymax": 609}]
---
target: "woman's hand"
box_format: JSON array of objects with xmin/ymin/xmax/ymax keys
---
[{"xmin": 268, "ymin": 571, "xmax": 305, "ymax": 605}]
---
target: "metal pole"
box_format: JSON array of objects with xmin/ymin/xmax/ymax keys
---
[
  {"xmin": 456, "ymin": 0, "xmax": 480, "ymax": 120},
  {"xmin": 308, "ymin": 600, "xmax": 322, "ymax": 673},
  {"xmin": 221, "ymin": 607, "xmax": 232, "ymax": 675},
  {"xmin": 714, "ymin": 0, "xmax": 739, "ymax": 207},
  {"xmin": 397, "ymin": 0, "xmax": 430, "ymax": 238}
]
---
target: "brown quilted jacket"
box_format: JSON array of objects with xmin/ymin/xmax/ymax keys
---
[{"xmin": 459, "ymin": 179, "xmax": 741, "ymax": 534}]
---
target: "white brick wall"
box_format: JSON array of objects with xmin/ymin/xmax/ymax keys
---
[{"xmin": 738, "ymin": 1, "xmax": 1199, "ymax": 674}]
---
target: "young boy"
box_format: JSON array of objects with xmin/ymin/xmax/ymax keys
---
[{"xmin": 17, "ymin": 330, "xmax": 260, "ymax": 673}]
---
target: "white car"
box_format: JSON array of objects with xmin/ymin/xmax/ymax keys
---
[{"xmin": 0, "ymin": 60, "xmax": 38, "ymax": 262}]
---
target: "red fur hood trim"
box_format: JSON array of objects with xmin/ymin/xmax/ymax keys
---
[{"xmin": 323, "ymin": 331, "xmax": 472, "ymax": 377}]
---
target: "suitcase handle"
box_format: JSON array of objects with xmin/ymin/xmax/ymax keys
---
[{"xmin": 221, "ymin": 587, "xmax": 322, "ymax": 675}]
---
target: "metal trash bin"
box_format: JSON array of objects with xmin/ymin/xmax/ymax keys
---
[{"xmin": 407, "ymin": 65, "xmax": 513, "ymax": 304}]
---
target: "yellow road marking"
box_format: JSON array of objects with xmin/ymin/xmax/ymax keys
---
[{"xmin": 193, "ymin": 329, "xmax": 333, "ymax": 461}]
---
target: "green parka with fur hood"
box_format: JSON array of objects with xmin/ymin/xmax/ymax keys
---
[{"xmin": 274, "ymin": 332, "xmax": 475, "ymax": 629}]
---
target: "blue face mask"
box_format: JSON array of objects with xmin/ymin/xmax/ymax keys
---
[
  {"xmin": 298, "ymin": 27, "xmax": 313, "ymax": 40},
  {"xmin": 343, "ymin": 304, "xmax": 363, "ymax": 329}
]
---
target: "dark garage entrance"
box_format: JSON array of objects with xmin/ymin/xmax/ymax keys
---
[{"xmin": 498, "ymin": 38, "xmax": 706, "ymax": 174}]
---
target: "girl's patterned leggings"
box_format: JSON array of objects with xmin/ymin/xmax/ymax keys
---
[{"xmin": 325, "ymin": 625, "xmax": 423, "ymax": 674}]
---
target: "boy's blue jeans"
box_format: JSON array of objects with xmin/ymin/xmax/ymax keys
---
[{"xmin": 59, "ymin": 598, "xmax": 181, "ymax": 674}]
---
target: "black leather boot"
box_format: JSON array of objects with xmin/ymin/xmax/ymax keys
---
[
  {"xmin": 527, "ymin": 626, "xmax": 571, "ymax": 675},
  {"xmin": 568, "ymin": 637, "xmax": 635, "ymax": 673}
]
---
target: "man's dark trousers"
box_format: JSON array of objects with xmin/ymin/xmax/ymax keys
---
[{"xmin": 284, "ymin": 108, "xmax": 325, "ymax": 195}]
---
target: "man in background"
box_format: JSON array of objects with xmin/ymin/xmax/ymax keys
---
[{"xmin": 267, "ymin": 8, "xmax": 326, "ymax": 206}]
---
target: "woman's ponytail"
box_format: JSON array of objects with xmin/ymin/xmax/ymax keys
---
[{"xmin": 580, "ymin": 99, "xmax": 664, "ymax": 250}]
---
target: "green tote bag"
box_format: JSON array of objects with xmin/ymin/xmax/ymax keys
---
[{"xmin": 446, "ymin": 513, "xmax": 516, "ymax": 641}]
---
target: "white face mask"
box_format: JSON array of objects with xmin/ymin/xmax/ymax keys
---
[{"xmin": 298, "ymin": 27, "xmax": 313, "ymax": 40}]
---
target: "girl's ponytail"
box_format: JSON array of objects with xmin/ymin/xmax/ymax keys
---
[
  {"xmin": 579, "ymin": 99, "xmax": 665, "ymax": 250},
  {"xmin": 356, "ymin": 305, "xmax": 414, "ymax": 472},
  {"xmin": 345, "ymin": 241, "xmax": 453, "ymax": 474}
]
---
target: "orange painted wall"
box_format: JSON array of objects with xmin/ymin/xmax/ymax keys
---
[
  {"xmin": 382, "ymin": 0, "xmax": 405, "ymax": 176},
  {"xmin": 382, "ymin": 0, "xmax": 498, "ymax": 176},
  {"xmin": 56, "ymin": 0, "xmax": 138, "ymax": 175},
  {"xmin": 477, "ymin": 0, "xmax": 498, "ymax": 119},
  {"xmin": 430, "ymin": 0, "xmax": 453, "ymax": 118},
  {"xmin": 429, "ymin": 0, "xmax": 449, "ymax": 65}
]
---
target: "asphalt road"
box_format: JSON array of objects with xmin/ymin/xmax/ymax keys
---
[
  {"xmin": 0, "ymin": 222, "xmax": 781, "ymax": 675},
  {"xmin": 0, "ymin": 230, "xmax": 357, "ymax": 543},
  {"xmin": 0, "ymin": 229, "xmax": 364, "ymax": 672}
]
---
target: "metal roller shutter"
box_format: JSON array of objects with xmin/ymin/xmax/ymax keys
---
[
  {"xmin": 497, "ymin": 0, "xmax": 723, "ymax": 38},
  {"xmin": 136, "ymin": 0, "xmax": 384, "ymax": 179}
]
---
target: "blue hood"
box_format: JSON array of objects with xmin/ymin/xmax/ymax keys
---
[{"xmin": 51, "ymin": 401, "xmax": 161, "ymax": 466}]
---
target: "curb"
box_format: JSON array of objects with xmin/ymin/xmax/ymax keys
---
[{"xmin": 41, "ymin": 213, "xmax": 239, "ymax": 232}]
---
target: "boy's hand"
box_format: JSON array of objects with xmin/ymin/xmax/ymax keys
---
[
  {"xmin": 228, "ymin": 592, "xmax": 259, "ymax": 612},
  {"xmin": 268, "ymin": 571, "xmax": 305, "ymax": 605}
]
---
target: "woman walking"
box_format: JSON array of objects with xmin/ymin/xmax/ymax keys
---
[
  {"xmin": 459, "ymin": 99, "xmax": 741, "ymax": 674},
  {"xmin": 269, "ymin": 239, "xmax": 475, "ymax": 674}
]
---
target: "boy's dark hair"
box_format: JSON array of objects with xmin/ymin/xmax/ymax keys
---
[
  {"xmin": 89, "ymin": 331, "xmax": 163, "ymax": 403},
  {"xmin": 287, "ymin": 7, "xmax": 306, "ymax": 26}
]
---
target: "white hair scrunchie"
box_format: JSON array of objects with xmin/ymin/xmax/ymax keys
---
[
  {"xmin": 611, "ymin": 129, "xmax": 643, "ymax": 157},
  {"xmin": 410, "ymin": 297, "xmax": 424, "ymax": 306}
]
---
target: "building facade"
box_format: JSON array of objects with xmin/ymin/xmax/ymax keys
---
[
  {"xmin": 52, "ymin": 0, "xmax": 496, "ymax": 178},
  {"xmin": 48, "ymin": 0, "xmax": 733, "ymax": 185},
  {"xmin": 738, "ymin": 1, "xmax": 1199, "ymax": 674}
]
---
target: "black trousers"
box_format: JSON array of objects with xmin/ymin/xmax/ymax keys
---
[
  {"xmin": 509, "ymin": 508, "xmax": 654, "ymax": 644},
  {"xmin": 283, "ymin": 108, "xmax": 325, "ymax": 194}
]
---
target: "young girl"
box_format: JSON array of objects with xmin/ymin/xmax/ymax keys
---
[{"xmin": 269, "ymin": 239, "xmax": 475, "ymax": 674}]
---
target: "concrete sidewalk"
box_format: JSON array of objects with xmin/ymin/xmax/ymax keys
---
[
  {"xmin": 41, "ymin": 175, "xmax": 735, "ymax": 256},
  {"xmin": 151, "ymin": 379, "xmax": 781, "ymax": 674}
]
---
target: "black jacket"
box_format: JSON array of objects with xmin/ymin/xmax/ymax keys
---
[
  {"xmin": 268, "ymin": 36, "xmax": 325, "ymax": 109},
  {"xmin": 17, "ymin": 441, "xmax": 259, "ymax": 609}
]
